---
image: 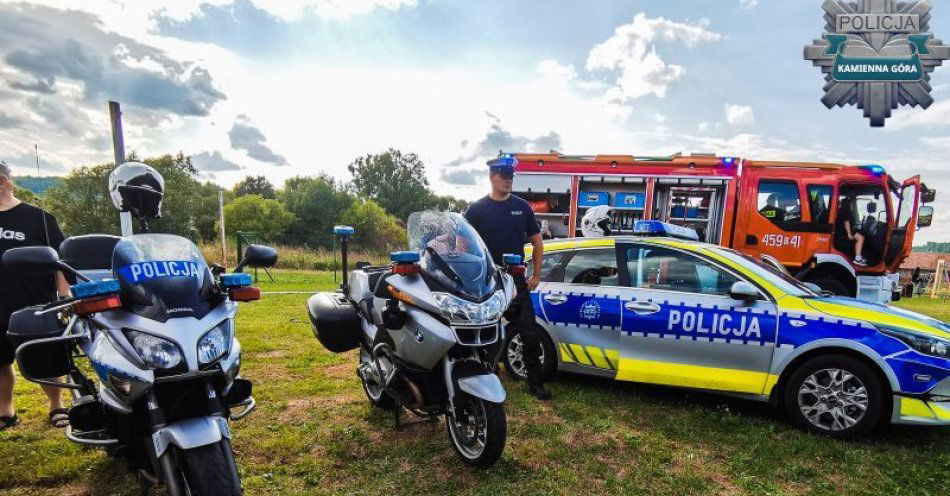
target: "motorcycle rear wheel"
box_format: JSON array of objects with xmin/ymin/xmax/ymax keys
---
[
  {"xmin": 178, "ymin": 440, "xmax": 242, "ymax": 496},
  {"xmin": 446, "ymin": 395, "xmax": 506, "ymax": 469}
]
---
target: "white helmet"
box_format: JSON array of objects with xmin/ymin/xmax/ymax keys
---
[
  {"xmin": 108, "ymin": 162, "xmax": 164, "ymax": 219},
  {"xmin": 581, "ymin": 205, "xmax": 613, "ymax": 237}
]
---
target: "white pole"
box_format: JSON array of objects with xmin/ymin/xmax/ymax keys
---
[{"xmin": 219, "ymin": 190, "xmax": 227, "ymax": 266}]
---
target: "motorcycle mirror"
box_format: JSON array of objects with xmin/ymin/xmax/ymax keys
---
[
  {"xmin": 1, "ymin": 246, "xmax": 89, "ymax": 281},
  {"xmin": 917, "ymin": 206, "xmax": 934, "ymax": 228},
  {"xmin": 235, "ymin": 244, "xmax": 278, "ymax": 273},
  {"xmin": 728, "ymin": 281, "xmax": 759, "ymax": 302}
]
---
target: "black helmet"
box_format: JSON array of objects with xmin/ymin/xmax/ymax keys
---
[{"xmin": 109, "ymin": 162, "xmax": 164, "ymax": 219}]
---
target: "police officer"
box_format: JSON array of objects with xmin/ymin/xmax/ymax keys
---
[
  {"xmin": 0, "ymin": 161, "xmax": 71, "ymax": 430},
  {"xmin": 464, "ymin": 157, "xmax": 550, "ymax": 400}
]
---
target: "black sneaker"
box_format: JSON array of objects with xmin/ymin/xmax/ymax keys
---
[{"xmin": 528, "ymin": 383, "xmax": 552, "ymax": 400}]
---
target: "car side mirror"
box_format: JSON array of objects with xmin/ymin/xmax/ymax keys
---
[
  {"xmin": 235, "ymin": 244, "xmax": 278, "ymax": 273},
  {"xmin": 917, "ymin": 206, "xmax": 934, "ymax": 227},
  {"xmin": 729, "ymin": 281, "xmax": 759, "ymax": 302},
  {"xmin": 1, "ymin": 246, "xmax": 88, "ymax": 281}
]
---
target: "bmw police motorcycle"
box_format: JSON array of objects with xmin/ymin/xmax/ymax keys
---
[
  {"xmin": 308, "ymin": 211, "xmax": 519, "ymax": 468},
  {"xmin": 1, "ymin": 163, "xmax": 277, "ymax": 495}
]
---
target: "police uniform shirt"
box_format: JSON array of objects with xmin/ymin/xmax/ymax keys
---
[
  {"xmin": 0, "ymin": 203, "xmax": 65, "ymax": 333},
  {"xmin": 464, "ymin": 195, "xmax": 540, "ymax": 265}
]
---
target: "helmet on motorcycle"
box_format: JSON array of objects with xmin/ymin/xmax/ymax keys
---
[
  {"xmin": 581, "ymin": 205, "xmax": 613, "ymax": 237},
  {"xmin": 108, "ymin": 162, "xmax": 164, "ymax": 219}
]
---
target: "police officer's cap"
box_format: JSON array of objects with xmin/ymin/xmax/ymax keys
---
[{"xmin": 487, "ymin": 154, "xmax": 517, "ymax": 176}]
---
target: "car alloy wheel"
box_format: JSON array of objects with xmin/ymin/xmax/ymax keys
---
[{"xmin": 797, "ymin": 367, "xmax": 869, "ymax": 432}]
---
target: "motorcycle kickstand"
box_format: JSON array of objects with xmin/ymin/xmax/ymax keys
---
[
  {"xmin": 392, "ymin": 402, "xmax": 403, "ymax": 430},
  {"xmin": 137, "ymin": 471, "xmax": 155, "ymax": 496}
]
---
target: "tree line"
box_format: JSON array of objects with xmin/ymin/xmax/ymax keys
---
[{"xmin": 21, "ymin": 148, "xmax": 469, "ymax": 252}]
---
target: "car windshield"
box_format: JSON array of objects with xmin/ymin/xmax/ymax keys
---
[
  {"xmin": 407, "ymin": 211, "xmax": 497, "ymax": 301},
  {"xmin": 112, "ymin": 234, "xmax": 216, "ymax": 320},
  {"xmin": 706, "ymin": 247, "xmax": 817, "ymax": 297}
]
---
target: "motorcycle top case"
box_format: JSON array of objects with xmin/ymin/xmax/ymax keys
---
[
  {"xmin": 307, "ymin": 292, "xmax": 361, "ymax": 353},
  {"xmin": 7, "ymin": 305, "xmax": 70, "ymax": 378}
]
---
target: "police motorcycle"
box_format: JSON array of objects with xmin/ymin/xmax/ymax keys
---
[
  {"xmin": 307, "ymin": 211, "xmax": 520, "ymax": 468},
  {"xmin": 1, "ymin": 163, "xmax": 277, "ymax": 496}
]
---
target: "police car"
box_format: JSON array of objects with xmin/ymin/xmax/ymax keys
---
[{"xmin": 503, "ymin": 221, "xmax": 950, "ymax": 438}]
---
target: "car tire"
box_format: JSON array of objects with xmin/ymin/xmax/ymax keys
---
[
  {"xmin": 502, "ymin": 325, "xmax": 557, "ymax": 382},
  {"xmin": 783, "ymin": 354, "xmax": 887, "ymax": 439},
  {"xmin": 807, "ymin": 277, "xmax": 852, "ymax": 297}
]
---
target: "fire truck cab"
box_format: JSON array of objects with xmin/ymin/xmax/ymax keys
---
[{"xmin": 507, "ymin": 152, "xmax": 935, "ymax": 304}]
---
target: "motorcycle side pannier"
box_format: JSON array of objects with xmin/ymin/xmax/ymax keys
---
[
  {"xmin": 307, "ymin": 292, "xmax": 361, "ymax": 353},
  {"xmin": 7, "ymin": 305, "xmax": 71, "ymax": 378}
]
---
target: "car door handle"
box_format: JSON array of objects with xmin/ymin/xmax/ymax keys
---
[
  {"xmin": 543, "ymin": 294, "xmax": 568, "ymax": 305},
  {"xmin": 624, "ymin": 301, "xmax": 661, "ymax": 314}
]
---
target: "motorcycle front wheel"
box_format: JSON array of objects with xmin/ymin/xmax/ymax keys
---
[
  {"xmin": 446, "ymin": 394, "xmax": 506, "ymax": 469},
  {"xmin": 177, "ymin": 440, "xmax": 242, "ymax": 496}
]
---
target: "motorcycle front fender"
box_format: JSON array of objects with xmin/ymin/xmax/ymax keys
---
[
  {"xmin": 151, "ymin": 416, "xmax": 231, "ymax": 458},
  {"xmin": 457, "ymin": 373, "xmax": 507, "ymax": 404}
]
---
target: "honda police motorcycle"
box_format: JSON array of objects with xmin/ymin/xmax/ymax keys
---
[
  {"xmin": 2, "ymin": 162, "xmax": 277, "ymax": 496},
  {"xmin": 308, "ymin": 211, "xmax": 520, "ymax": 468}
]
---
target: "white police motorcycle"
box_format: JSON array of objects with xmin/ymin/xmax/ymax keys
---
[
  {"xmin": 2, "ymin": 163, "xmax": 277, "ymax": 495},
  {"xmin": 308, "ymin": 211, "xmax": 519, "ymax": 468}
]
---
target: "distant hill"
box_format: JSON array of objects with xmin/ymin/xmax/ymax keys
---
[{"xmin": 13, "ymin": 176, "xmax": 62, "ymax": 195}]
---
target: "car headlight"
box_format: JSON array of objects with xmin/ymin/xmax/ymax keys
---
[
  {"xmin": 432, "ymin": 291, "xmax": 505, "ymax": 324},
  {"xmin": 125, "ymin": 330, "xmax": 184, "ymax": 370},
  {"xmin": 198, "ymin": 320, "xmax": 233, "ymax": 365},
  {"xmin": 876, "ymin": 324, "xmax": 950, "ymax": 358}
]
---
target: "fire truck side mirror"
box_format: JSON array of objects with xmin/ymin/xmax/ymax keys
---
[{"xmin": 917, "ymin": 206, "xmax": 934, "ymax": 228}]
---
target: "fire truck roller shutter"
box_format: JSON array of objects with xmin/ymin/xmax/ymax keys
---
[{"xmin": 512, "ymin": 174, "xmax": 572, "ymax": 194}]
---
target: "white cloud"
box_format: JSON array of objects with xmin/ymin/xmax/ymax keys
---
[
  {"xmin": 152, "ymin": 0, "xmax": 420, "ymax": 22},
  {"xmin": 537, "ymin": 59, "xmax": 577, "ymax": 84},
  {"xmin": 739, "ymin": 0, "xmax": 759, "ymax": 9},
  {"xmin": 887, "ymin": 100, "xmax": 950, "ymax": 130},
  {"xmin": 586, "ymin": 13, "xmax": 721, "ymax": 100},
  {"xmin": 724, "ymin": 103, "xmax": 755, "ymax": 126}
]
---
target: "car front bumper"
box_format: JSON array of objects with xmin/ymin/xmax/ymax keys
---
[{"xmin": 892, "ymin": 376, "xmax": 950, "ymax": 425}]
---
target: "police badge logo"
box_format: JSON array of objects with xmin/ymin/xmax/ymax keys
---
[
  {"xmin": 579, "ymin": 300, "xmax": 601, "ymax": 321},
  {"xmin": 804, "ymin": 0, "xmax": 950, "ymax": 126}
]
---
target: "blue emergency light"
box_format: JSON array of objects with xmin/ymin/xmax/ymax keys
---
[
  {"xmin": 71, "ymin": 279, "xmax": 121, "ymax": 299},
  {"xmin": 333, "ymin": 225, "xmax": 355, "ymax": 236},
  {"xmin": 721, "ymin": 157, "xmax": 736, "ymax": 166},
  {"xmin": 860, "ymin": 164, "xmax": 886, "ymax": 177},
  {"xmin": 502, "ymin": 254, "xmax": 523, "ymax": 265},
  {"xmin": 220, "ymin": 273, "xmax": 253, "ymax": 288},
  {"xmin": 633, "ymin": 221, "xmax": 699, "ymax": 241},
  {"xmin": 390, "ymin": 251, "xmax": 420, "ymax": 263}
]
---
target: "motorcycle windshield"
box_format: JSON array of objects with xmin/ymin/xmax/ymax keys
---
[
  {"xmin": 408, "ymin": 211, "xmax": 497, "ymax": 301},
  {"xmin": 112, "ymin": 234, "xmax": 217, "ymax": 321}
]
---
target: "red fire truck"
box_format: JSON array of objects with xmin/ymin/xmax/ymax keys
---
[{"xmin": 507, "ymin": 152, "xmax": 935, "ymax": 303}]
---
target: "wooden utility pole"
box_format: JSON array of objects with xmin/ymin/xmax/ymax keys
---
[
  {"xmin": 109, "ymin": 101, "xmax": 133, "ymax": 237},
  {"xmin": 219, "ymin": 190, "xmax": 227, "ymax": 266},
  {"xmin": 931, "ymin": 260, "xmax": 945, "ymax": 298}
]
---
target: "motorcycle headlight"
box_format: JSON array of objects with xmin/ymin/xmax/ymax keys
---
[
  {"xmin": 125, "ymin": 330, "xmax": 183, "ymax": 370},
  {"xmin": 876, "ymin": 324, "xmax": 950, "ymax": 358},
  {"xmin": 198, "ymin": 320, "xmax": 233, "ymax": 365},
  {"xmin": 432, "ymin": 291, "xmax": 505, "ymax": 324}
]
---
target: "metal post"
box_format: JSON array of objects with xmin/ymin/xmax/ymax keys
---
[
  {"xmin": 219, "ymin": 191, "xmax": 227, "ymax": 267},
  {"xmin": 109, "ymin": 101, "xmax": 134, "ymax": 237}
]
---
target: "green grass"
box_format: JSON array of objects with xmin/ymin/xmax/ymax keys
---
[{"xmin": 0, "ymin": 274, "xmax": 947, "ymax": 495}]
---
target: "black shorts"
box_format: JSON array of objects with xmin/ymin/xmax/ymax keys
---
[{"xmin": 0, "ymin": 324, "xmax": 13, "ymax": 367}]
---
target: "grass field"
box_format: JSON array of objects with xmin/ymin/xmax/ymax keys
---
[{"xmin": 0, "ymin": 270, "xmax": 947, "ymax": 496}]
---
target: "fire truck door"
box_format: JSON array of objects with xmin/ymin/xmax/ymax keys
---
[
  {"xmin": 739, "ymin": 179, "xmax": 826, "ymax": 267},
  {"xmin": 884, "ymin": 176, "xmax": 921, "ymax": 268}
]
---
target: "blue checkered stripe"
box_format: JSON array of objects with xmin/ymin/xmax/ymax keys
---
[{"xmin": 536, "ymin": 289, "xmax": 622, "ymax": 331}]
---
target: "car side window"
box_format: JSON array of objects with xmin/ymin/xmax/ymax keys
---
[
  {"xmin": 527, "ymin": 252, "xmax": 566, "ymax": 281},
  {"xmin": 559, "ymin": 249, "xmax": 619, "ymax": 286},
  {"xmin": 757, "ymin": 180, "xmax": 802, "ymax": 225},
  {"xmin": 626, "ymin": 245, "xmax": 739, "ymax": 296}
]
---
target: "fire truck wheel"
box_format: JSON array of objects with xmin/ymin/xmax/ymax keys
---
[{"xmin": 808, "ymin": 277, "xmax": 851, "ymax": 297}]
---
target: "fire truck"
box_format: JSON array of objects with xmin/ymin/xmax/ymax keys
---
[{"xmin": 505, "ymin": 152, "xmax": 936, "ymax": 304}]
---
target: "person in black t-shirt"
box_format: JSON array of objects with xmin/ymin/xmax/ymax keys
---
[
  {"xmin": 0, "ymin": 161, "xmax": 71, "ymax": 430},
  {"xmin": 465, "ymin": 157, "xmax": 550, "ymax": 400}
]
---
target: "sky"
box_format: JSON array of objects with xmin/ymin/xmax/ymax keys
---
[{"xmin": 2, "ymin": 0, "xmax": 950, "ymax": 242}]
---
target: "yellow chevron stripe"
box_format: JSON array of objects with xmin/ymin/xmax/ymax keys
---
[
  {"xmin": 604, "ymin": 349, "xmax": 620, "ymax": 370},
  {"xmin": 585, "ymin": 346, "xmax": 610, "ymax": 369},
  {"xmin": 900, "ymin": 397, "xmax": 937, "ymax": 419},
  {"xmin": 559, "ymin": 343, "xmax": 575, "ymax": 363},
  {"xmin": 569, "ymin": 344, "xmax": 592, "ymax": 366}
]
